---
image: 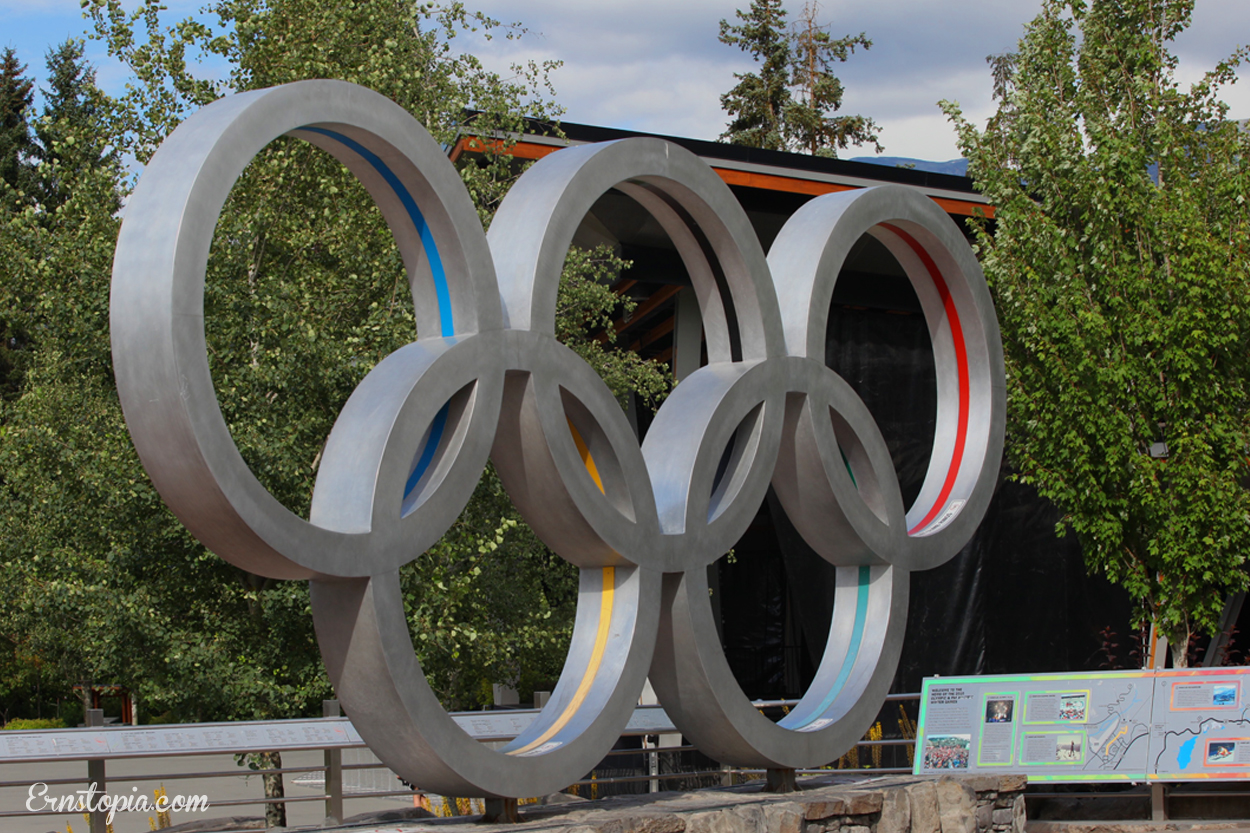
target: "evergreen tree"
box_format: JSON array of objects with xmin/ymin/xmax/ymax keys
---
[
  {"xmin": 32, "ymin": 40, "xmax": 120, "ymax": 213},
  {"xmin": 943, "ymin": 0, "xmax": 1250, "ymax": 666},
  {"xmin": 0, "ymin": 48, "xmax": 35, "ymax": 196},
  {"xmin": 719, "ymin": 0, "xmax": 881, "ymax": 156}
]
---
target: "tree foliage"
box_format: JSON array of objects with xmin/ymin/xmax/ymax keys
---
[
  {"xmin": 0, "ymin": 0, "xmax": 669, "ymax": 724},
  {"xmin": 943, "ymin": 0, "xmax": 1250, "ymax": 665},
  {"xmin": 0, "ymin": 48, "xmax": 36, "ymax": 196},
  {"xmin": 719, "ymin": 0, "xmax": 881, "ymax": 156}
]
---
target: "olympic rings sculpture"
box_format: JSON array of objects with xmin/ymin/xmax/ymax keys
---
[{"xmin": 110, "ymin": 80, "xmax": 1004, "ymax": 798}]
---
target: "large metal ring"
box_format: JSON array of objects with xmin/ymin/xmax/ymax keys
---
[
  {"xmin": 649, "ymin": 187, "xmax": 1006, "ymax": 768},
  {"xmin": 111, "ymin": 80, "xmax": 1005, "ymax": 797}
]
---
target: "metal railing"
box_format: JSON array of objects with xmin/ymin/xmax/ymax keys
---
[{"xmin": 1, "ymin": 693, "xmax": 922, "ymax": 831}]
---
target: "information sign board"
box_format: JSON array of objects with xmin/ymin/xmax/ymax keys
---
[
  {"xmin": 1148, "ymin": 668, "xmax": 1250, "ymax": 780},
  {"xmin": 915, "ymin": 668, "xmax": 1250, "ymax": 782}
]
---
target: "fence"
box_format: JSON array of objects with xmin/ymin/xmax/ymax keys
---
[{"xmin": 1, "ymin": 694, "xmax": 921, "ymax": 832}]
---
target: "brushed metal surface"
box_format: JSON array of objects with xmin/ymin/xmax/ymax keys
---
[{"xmin": 111, "ymin": 80, "xmax": 1004, "ymax": 796}]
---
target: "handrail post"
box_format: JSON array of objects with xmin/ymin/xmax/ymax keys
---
[
  {"xmin": 86, "ymin": 708, "xmax": 106, "ymax": 833},
  {"xmin": 324, "ymin": 699, "xmax": 343, "ymax": 825}
]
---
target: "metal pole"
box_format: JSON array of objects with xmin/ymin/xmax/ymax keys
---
[
  {"xmin": 645, "ymin": 734, "xmax": 659, "ymax": 793},
  {"xmin": 323, "ymin": 700, "xmax": 343, "ymax": 825},
  {"xmin": 86, "ymin": 708, "xmax": 106, "ymax": 833}
]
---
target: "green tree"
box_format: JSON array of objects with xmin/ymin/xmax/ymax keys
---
[
  {"xmin": 30, "ymin": 40, "xmax": 120, "ymax": 213},
  {"xmin": 0, "ymin": 47, "xmax": 35, "ymax": 195},
  {"xmin": 719, "ymin": 0, "xmax": 881, "ymax": 156},
  {"xmin": 943, "ymin": 0, "xmax": 1250, "ymax": 666},
  {"xmin": 0, "ymin": 0, "xmax": 669, "ymax": 745}
]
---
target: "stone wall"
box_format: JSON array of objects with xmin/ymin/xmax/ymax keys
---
[{"xmin": 355, "ymin": 774, "xmax": 1028, "ymax": 833}]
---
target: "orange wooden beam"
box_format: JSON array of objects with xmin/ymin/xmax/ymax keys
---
[
  {"xmin": 628, "ymin": 314, "xmax": 675, "ymax": 352},
  {"xmin": 597, "ymin": 284, "xmax": 681, "ymax": 344},
  {"xmin": 449, "ymin": 137, "xmax": 561, "ymax": 165},
  {"xmin": 453, "ymin": 139, "xmax": 995, "ymax": 218}
]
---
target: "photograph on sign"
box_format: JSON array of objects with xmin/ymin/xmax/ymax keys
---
[
  {"xmin": 1206, "ymin": 740, "xmax": 1239, "ymax": 766},
  {"xmin": 1059, "ymin": 695, "xmax": 1087, "ymax": 722},
  {"xmin": 1056, "ymin": 734, "xmax": 1083, "ymax": 762},
  {"xmin": 986, "ymin": 698, "xmax": 1014, "ymax": 723},
  {"xmin": 1023, "ymin": 689, "xmax": 1090, "ymax": 724},
  {"xmin": 922, "ymin": 734, "xmax": 971, "ymax": 770}
]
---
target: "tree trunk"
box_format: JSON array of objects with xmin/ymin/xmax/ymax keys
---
[
  {"xmin": 258, "ymin": 750, "xmax": 286, "ymax": 828},
  {"xmin": 1169, "ymin": 626, "xmax": 1191, "ymax": 668}
]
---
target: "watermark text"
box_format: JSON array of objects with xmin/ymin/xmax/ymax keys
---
[{"xmin": 26, "ymin": 782, "xmax": 209, "ymax": 824}]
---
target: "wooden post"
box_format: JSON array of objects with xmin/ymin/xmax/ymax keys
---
[{"xmin": 86, "ymin": 708, "xmax": 106, "ymax": 833}]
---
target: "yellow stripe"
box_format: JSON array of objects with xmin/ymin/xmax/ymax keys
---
[
  {"xmin": 567, "ymin": 419, "xmax": 605, "ymax": 493},
  {"xmin": 509, "ymin": 566, "xmax": 615, "ymax": 755}
]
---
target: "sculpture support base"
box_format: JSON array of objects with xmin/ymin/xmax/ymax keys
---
[
  {"xmin": 483, "ymin": 797, "xmax": 520, "ymax": 824},
  {"xmin": 763, "ymin": 768, "xmax": 798, "ymax": 793}
]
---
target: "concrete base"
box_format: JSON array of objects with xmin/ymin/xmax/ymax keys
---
[{"xmin": 320, "ymin": 773, "xmax": 1026, "ymax": 833}]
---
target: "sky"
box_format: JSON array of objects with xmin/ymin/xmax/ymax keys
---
[{"xmin": 3, "ymin": 0, "xmax": 1248, "ymax": 161}]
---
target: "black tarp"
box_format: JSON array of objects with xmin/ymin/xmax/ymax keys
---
[{"xmin": 714, "ymin": 280, "xmax": 1135, "ymax": 699}]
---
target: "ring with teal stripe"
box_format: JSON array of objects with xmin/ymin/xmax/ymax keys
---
[{"xmin": 781, "ymin": 564, "xmax": 871, "ymax": 730}]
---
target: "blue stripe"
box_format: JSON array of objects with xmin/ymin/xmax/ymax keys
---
[
  {"xmin": 299, "ymin": 127, "xmax": 454, "ymax": 337},
  {"xmin": 794, "ymin": 565, "xmax": 871, "ymax": 728},
  {"xmin": 404, "ymin": 402, "xmax": 449, "ymax": 501}
]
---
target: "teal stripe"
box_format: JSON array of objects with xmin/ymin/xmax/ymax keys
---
[
  {"xmin": 793, "ymin": 565, "xmax": 871, "ymax": 728},
  {"xmin": 299, "ymin": 127, "xmax": 454, "ymax": 337},
  {"xmin": 839, "ymin": 446, "xmax": 857, "ymax": 488}
]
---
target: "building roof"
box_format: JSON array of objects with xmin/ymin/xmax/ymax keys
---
[{"xmin": 451, "ymin": 118, "xmax": 992, "ymax": 219}]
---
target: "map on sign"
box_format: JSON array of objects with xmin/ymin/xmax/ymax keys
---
[
  {"xmin": 915, "ymin": 670, "xmax": 1162, "ymax": 782},
  {"xmin": 1149, "ymin": 670, "xmax": 1250, "ymax": 780}
]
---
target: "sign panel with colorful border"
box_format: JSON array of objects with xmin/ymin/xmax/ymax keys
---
[
  {"xmin": 1148, "ymin": 669, "xmax": 1250, "ymax": 780},
  {"xmin": 916, "ymin": 669, "xmax": 1172, "ymax": 782}
]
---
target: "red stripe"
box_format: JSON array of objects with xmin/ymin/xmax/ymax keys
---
[{"xmin": 879, "ymin": 224, "xmax": 970, "ymax": 535}]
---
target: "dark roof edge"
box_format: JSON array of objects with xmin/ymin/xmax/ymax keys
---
[{"xmin": 505, "ymin": 116, "xmax": 979, "ymax": 195}]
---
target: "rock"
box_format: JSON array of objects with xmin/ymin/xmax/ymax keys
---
[
  {"xmin": 961, "ymin": 776, "xmax": 1002, "ymax": 793},
  {"xmin": 804, "ymin": 800, "xmax": 843, "ymax": 821},
  {"xmin": 991, "ymin": 808, "xmax": 1013, "ymax": 825},
  {"xmin": 997, "ymin": 774, "xmax": 1026, "ymax": 793},
  {"xmin": 877, "ymin": 787, "xmax": 911, "ymax": 833},
  {"xmin": 339, "ymin": 806, "xmax": 436, "ymax": 824},
  {"xmin": 1012, "ymin": 794, "xmax": 1026, "ymax": 833},
  {"xmin": 762, "ymin": 800, "xmax": 804, "ymax": 833},
  {"xmin": 161, "ymin": 818, "xmax": 264, "ymax": 832},
  {"xmin": 685, "ymin": 809, "xmax": 744, "ymax": 833},
  {"xmin": 600, "ymin": 814, "xmax": 687, "ymax": 833},
  {"xmin": 907, "ymin": 781, "xmax": 942, "ymax": 833},
  {"xmin": 936, "ymin": 778, "xmax": 976, "ymax": 833},
  {"xmin": 803, "ymin": 792, "xmax": 882, "ymax": 820},
  {"xmin": 843, "ymin": 826, "xmax": 870, "ymax": 833},
  {"xmin": 975, "ymin": 802, "xmax": 992, "ymax": 831},
  {"xmin": 842, "ymin": 792, "xmax": 882, "ymax": 815}
]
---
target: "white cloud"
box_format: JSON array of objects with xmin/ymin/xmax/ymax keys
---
[
  {"xmin": 7, "ymin": 0, "xmax": 1247, "ymax": 162},
  {"xmin": 468, "ymin": 0, "xmax": 1249, "ymax": 161}
]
